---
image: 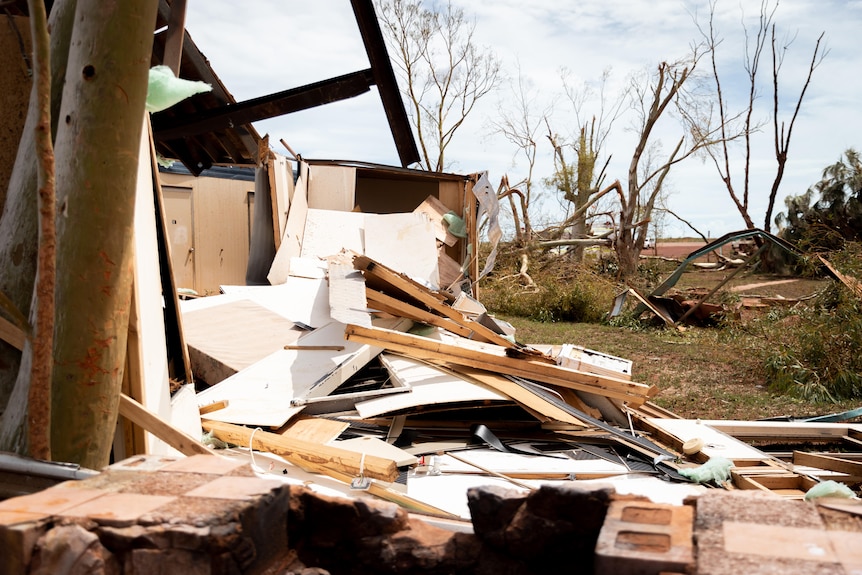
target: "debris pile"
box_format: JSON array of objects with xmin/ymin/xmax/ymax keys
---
[{"xmin": 154, "ymin": 160, "xmax": 862, "ymax": 522}]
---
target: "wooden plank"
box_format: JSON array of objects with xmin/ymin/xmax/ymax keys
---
[
  {"xmin": 414, "ymin": 194, "xmax": 459, "ymax": 247},
  {"xmin": 199, "ymin": 400, "xmax": 228, "ymax": 416},
  {"xmin": 344, "ymin": 324, "xmax": 656, "ymax": 405},
  {"xmin": 147, "ymin": 120, "xmax": 192, "ymax": 384},
  {"xmin": 451, "ymin": 366, "xmax": 588, "ymax": 427},
  {"xmin": 793, "ymin": 451, "xmax": 862, "ymax": 477},
  {"xmin": 119, "ymin": 286, "xmax": 147, "ymax": 457},
  {"xmin": 365, "ymin": 288, "xmax": 473, "ymax": 338},
  {"xmin": 118, "ymin": 393, "xmax": 211, "ymax": 457},
  {"xmin": 354, "ymin": 254, "xmax": 534, "ymax": 349},
  {"xmin": 0, "ymin": 315, "xmax": 25, "ymax": 351},
  {"xmin": 333, "ymin": 436, "xmax": 418, "ymax": 467},
  {"xmin": 820, "ymin": 255, "xmax": 862, "ymax": 300},
  {"xmin": 161, "ymin": 0, "xmax": 187, "ymax": 74},
  {"xmin": 703, "ymin": 420, "xmax": 862, "ymax": 442},
  {"xmin": 201, "ymin": 419, "xmax": 398, "ymax": 482}
]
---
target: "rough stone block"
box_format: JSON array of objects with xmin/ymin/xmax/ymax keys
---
[{"xmin": 694, "ymin": 490, "xmax": 842, "ymax": 575}]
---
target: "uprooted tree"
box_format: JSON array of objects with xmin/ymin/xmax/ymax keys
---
[{"xmin": 0, "ymin": 0, "xmax": 158, "ymax": 469}]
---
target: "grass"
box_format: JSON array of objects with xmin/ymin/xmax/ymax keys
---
[
  {"xmin": 479, "ymin": 242, "xmax": 862, "ymax": 422},
  {"xmin": 498, "ymin": 315, "xmax": 861, "ymax": 420}
]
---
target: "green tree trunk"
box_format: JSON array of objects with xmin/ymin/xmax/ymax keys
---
[
  {"xmin": 0, "ymin": 0, "xmax": 77, "ymax": 419},
  {"xmin": 48, "ymin": 0, "xmax": 158, "ymax": 468}
]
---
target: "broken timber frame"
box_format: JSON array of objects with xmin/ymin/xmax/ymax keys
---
[{"xmin": 343, "ymin": 324, "xmax": 657, "ymax": 406}]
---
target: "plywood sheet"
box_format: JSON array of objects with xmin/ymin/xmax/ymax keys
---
[
  {"xmin": 354, "ymin": 353, "xmax": 509, "ymax": 418},
  {"xmin": 278, "ymin": 415, "xmax": 349, "ymax": 444},
  {"xmin": 365, "ymin": 212, "xmax": 439, "ymax": 288}
]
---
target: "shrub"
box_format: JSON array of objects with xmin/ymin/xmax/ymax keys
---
[
  {"xmin": 478, "ymin": 244, "xmax": 618, "ymax": 323},
  {"xmin": 762, "ymin": 243, "xmax": 862, "ymax": 401}
]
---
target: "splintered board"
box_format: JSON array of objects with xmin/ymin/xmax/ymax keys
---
[{"xmin": 354, "ymin": 353, "xmax": 510, "ymax": 418}]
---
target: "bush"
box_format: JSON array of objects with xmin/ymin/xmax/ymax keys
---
[
  {"xmin": 479, "ymin": 244, "xmax": 618, "ymax": 323},
  {"xmin": 762, "ymin": 243, "xmax": 862, "ymax": 401}
]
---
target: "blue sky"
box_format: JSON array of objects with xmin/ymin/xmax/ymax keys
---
[{"xmin": 183, "ymin": 0, "xmax": 860, "ymax": 239}]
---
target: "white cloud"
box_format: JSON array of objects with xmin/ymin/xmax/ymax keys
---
[{"xmin": 182, "ymin": 0, "xmax": 861, "ymax": 238}]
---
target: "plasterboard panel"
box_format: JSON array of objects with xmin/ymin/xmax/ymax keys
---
[
  {"xmin": 364, "ymin": 212, "xmax": 439, "ymax": 288},
  {"xmin": 182, "ymin": 298, "xmax": 303, "ymax": 382},
  {"xmin": 307, "ymin": 164, "xmax": 356, "ymax": 211},
  {"xmin": 268, "ymin": 163, "xmax": 308, "ymax": 285},
  {"xmin": 182, "ymin": 277, "xmax": 332, "ymax": 329},
  {"xmin": 645, "ymin": 418, "xmax": 771, "ymax": 461},
  {"xmin": 195, "ymin": 318, "xmax": 410, "ymax": 427},
  {"xmin": 328, "ymin": 255, "xmax": 371, "ymax": 328},
  {"xmin": 300, "ymin": 208, "xmax": 365, "ymax": 259},
  {"xmin": 269, "ymin": 153, "xmax": 293, "ymax": 247},
  {"xmin": 132, "ymin": 118, "xmax": 172, "ymax": 455},
  {"xmin": 355, "ymin": 353, "xmax": 509, "ymax": 418}
]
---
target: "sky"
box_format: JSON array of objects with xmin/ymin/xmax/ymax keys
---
[{"xmin": 182, "ymin": 1, "xmax": 861, "ymax": 239}]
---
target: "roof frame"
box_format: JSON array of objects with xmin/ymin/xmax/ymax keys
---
[{"xmin": 150, "ymin": 0, "xmax": 419, "ymax": 173}]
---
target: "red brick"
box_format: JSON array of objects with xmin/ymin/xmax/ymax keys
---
[{"xmin": 594, "ymin": 500, "xmax": 694, "ymax": 574}]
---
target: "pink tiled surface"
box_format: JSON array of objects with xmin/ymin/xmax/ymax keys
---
[
  {"xmin": 824, "ymin": 530, "xmax": 862, "ymax": 572},
  {"xmin": 183, "ymin": 475, "xmax": 283, "ymax": 500},
  {"xmin": 0, "ymin": 487, "xmax": 106, "ymax": 516},
  {"xmin": 160, "ymin": 453, "xmax": 247, "ymax": 475},
  {"xmin": 0, "ymin": 509, "xmax": 48, "ymax": 527},
  {"xmin": 59, "ymin": 492, "xmax": 176, "ymax": 523}
]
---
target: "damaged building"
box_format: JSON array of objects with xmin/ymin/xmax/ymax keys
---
[{"xmin": 2, "ymin": 1, "xmax": 862, "ymax": 574}]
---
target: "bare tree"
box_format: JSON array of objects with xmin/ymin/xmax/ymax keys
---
[
  {"xmin": 697, "ymin": 0, "xmax": 826, "ymax": 233},
  {"xmin": 617, "ymin": 51, "xmax": 726, "ymax": 278},
  {"xmin": 375, "ymin": 0, "xmax": 501, "ymax": 172},
  {"xmin": 490, "ymin": 67, "xmax": 550, "ymax": 243},
  {"xmin": 543, "ymin": 69, "xmax": 624, "ymax": 261}
]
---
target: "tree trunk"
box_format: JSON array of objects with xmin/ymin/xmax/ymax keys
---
[
  {"xmin": 48, "ymin": 0, "xmax": 158, "ymax": 468},
  {"xmin": 0, "ymin": 0, "xmax": 76, "ymax": 431},
  {"xmin": 0, "ymin": 0, "xmax": 76, "ymax": 454}
]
